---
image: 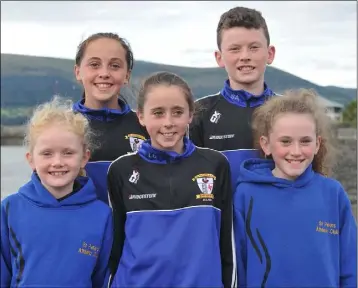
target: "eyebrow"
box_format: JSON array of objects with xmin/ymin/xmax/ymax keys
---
[
  {"xmin": 150, "ymin": 105, "xmax": 185, "ymax": 111},
  {"xmin": 87, "ymin": 57, "xmax": 123, "ymax": 62}
]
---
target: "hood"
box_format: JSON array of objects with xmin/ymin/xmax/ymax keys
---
[
  {"xmin": 238, "ymin": 158, "xmax": 315, "ymax": 188},
  {"xmin": 220, "ymin": 79, "xmax": 275, "ymax": 108},
  {"xmin": 19, "ymin": 172, "xmax": 98, "ymax": 208},
  {"xmin": 72, "ymin": 97, "xmax": 131, "ymax": 122},
  {"xmin": 138, "ymin": 137, "xmax": 196, "ymax": 164}
]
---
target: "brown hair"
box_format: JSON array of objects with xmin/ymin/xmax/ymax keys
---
[
  {"xmin": 137, "ymin": 71, "xmax": 195, "ymax": 114},
  {"xmin": 217, "ymin": 6, "xmax": 270, "ymax": 49},
  {"xmin": 251, "ymin": 89, "xmax": 336, "ymax": 176}
]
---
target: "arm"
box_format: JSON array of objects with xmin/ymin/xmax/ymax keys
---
[
  {"xmin": 107, "ymin": 164, "xmax": 127, "ymax": 286},
  {"xmin": 92, "ymin": 212, "xmax": 113, "ymax": 288},
  {"xmin": 233, "ymin": 185, "xmax": 247, "ymax": 288},
  {"xmin": 219, "ymin": 159, "xmax": 237, "ymax": 288},
  {"xmin": 1, "ymin": 200, "xmax": 12, "ymax": 287},
  {"xmin": 339, "ymin": 188, "xmax": 357, "ymax": 287}
]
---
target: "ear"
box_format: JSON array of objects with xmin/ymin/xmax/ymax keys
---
[
  {"xmin": 136, "ymin": 110, "xmax": 145, "ymax": 127},
  {"xmin": 315, "ymin": 136, "xmax": 321, "ymax": 155},
  {"xmin": 259, "ymin": 136, "xmax": 271, "ymax": 157},
  {"xmin": 188, "ymin": 112, "xmax": 194, "ymax": 124},
  {"xmin": 74, "ymin": 64, "xmax": 82, "ymax": 82},
  {"xmin": 26, "ymin": 152, "xmax": 36, "ymax": 171},
  {"xmin": 214, "ymin": 50, "xmax": 225, "ymax": 68},
  {"xmin": 124, "ymin": 70, "xmax": 131, "ymax": 85},
  {"xmin": 81, "ymin": 149, "xmax": 91, "ymax": 168},
  {"xmin": 267, "ymin": 45, "xmax": 276, "ymax": 65}
]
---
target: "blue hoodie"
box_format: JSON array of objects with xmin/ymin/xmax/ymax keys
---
[
  {"xmin": 233, "ymin": 158, "xmax": 357, "ymax": 287},
  {"xmin": 0, "ymin": 173, "xmax": 113, "ymax": 287},
  {"xmin": 73, "ymin": 98, "xmax": 148, "ymax": 205}
]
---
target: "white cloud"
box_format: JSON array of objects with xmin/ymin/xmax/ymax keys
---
[{"xmin": 1, "ymin": 1, "xmax": 356, "ymax": 88}]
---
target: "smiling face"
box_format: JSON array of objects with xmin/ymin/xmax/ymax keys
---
[
  {"xmin": 137, "ymin": 84, "xmax": 193, "ymax": 154},
  {"xmin": 215, "ymin": 27, "xmax": 275, "ymax": 93},
  {"xmin": 74, "ymin": 37, "xmax": 130, "ymax": 109},
  {"xmin": 26, "ymin": 123, "xmax": 90, "ymax": 199},
  {"xmin": 260, "ymin": 113, "xmax": 321, "ymax": 180}
]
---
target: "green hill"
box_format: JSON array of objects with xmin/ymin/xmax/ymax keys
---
[{"xmin": 1, "ymin": 53, "xmax": 356, "ymax": 125}]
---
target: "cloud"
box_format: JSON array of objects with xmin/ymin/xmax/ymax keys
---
[{"xmin": 1, "ymin": 1, "xmax": 356, "ymax": 88}]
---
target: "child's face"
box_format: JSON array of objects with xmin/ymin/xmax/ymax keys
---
[
  {"xmin": 215, "ymin": 27, "xmax": 275, "ymax": 90},
  {"xmin": 137, "ymin": 85, "xmax": 193, "ymax": 154},
  {"xmin": 74, "ymin": 38, "xmax": 130, "ymax": 108},
  {"xmin": 26, "ymin": 124, "xmax": 90, "ymax": 198},
  {"xmin": 260, "ymin": 113, "xmax": 321, "ymax": 181}
]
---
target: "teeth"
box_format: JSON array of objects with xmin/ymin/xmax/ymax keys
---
[
  {"xmin": 287, "ymin": 160, "xmax": 303, "ymax": 163},
  {"xmin": 162, "ymin": 133, "xmax": 174, "ymax": 136},
  {"xmin": 96, "ymin": 83, "xmax": 112, "ymax": 88},
  {"xmin": 239, "ymin": 66, "xmax": 254, "ymax": 71},
  {"xmin": 50, "ymin": 172, "xmax": 67, "ymax": 176}
]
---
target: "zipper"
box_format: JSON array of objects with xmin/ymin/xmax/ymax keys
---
[{"xmin": 168, "ymin": 159, "xmax": 173, "ymax": 209}]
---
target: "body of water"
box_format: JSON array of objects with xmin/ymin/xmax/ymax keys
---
[{"xmin": 1, "ymin": 146, "xmax": 32, "ymax": 200}]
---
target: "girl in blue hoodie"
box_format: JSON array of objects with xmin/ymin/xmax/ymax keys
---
[
  {"xmin": 107, "ymin": 72, "xmax": 236, "ymax": 287},
  {"xmin": 233, "ymin": 89, "xmax": 357, "ymax": 287},
  {"xmin": 1, "ymin": 97, "xmax": 113, "ymax": 287},
  {"xmin": 72, "ymin": 32, "xmax": 148, "ymax": 204}
]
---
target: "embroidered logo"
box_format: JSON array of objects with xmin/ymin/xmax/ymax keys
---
[
  {"xmin": 210, "ymin": 111, "xmax": 221, "ymax": 124},
  {"xmin": 125, "ymin": 134, "xmax": 146, "ymax": 152},
  {"xmin": 78, "ymin": 241, "xmax": 99, "ymax": 258},
  {"xmin": 129, "ymin": 170, "xmax": 140, "ymax": 184},
  {"xmin": 192, "ymin": 173, "xmax": 216, "ymax": 201}
]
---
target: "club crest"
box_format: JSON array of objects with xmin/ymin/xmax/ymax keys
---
[
  {"xmin": 125, "ymin": 134, "xmax": 146, "ymax": 152},
  {"xmin": 192, "ymin": 173, "xmax": 216, "ymax": 201}
]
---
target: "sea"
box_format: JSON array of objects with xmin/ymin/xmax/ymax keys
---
[{"xmin": 1, "ymin": 146, "xmax": 32, "ymax": 200}]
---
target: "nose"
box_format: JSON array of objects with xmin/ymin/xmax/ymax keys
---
[
  {"xmin": 239, "ymin": 47, "xmax": 251, "ymax": 61},
  {"xmin": 290, "ymin": 143, "xmax": 302, "ymax": 156},
  {"xmin": 52, "ymin": 154, "xmax": 64, "ymax": 167},
  {"xmin": 163, "ymin": 114, "xmax": 174, "ymax": 127},
  {"xmin": 98, "ymin": 66, "xmax": 110, "ymax": 79}
]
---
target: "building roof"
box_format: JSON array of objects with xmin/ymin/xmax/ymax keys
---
[{"xmin": 317, "ymin": 96, "xmax": 344, "ymax": 108}]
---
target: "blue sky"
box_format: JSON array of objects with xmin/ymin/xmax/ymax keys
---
[{"xmin": 1, "ymin": 1, "xmax": 356, "ymax": 88}]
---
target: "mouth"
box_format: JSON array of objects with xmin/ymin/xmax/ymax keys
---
[
  {"xmin": 160, "ymin": 132, "xmax": 177, "ymax": 138},
  {"xmin": 94, "ymin": 83, "xmax": 113, "ymax": 89},
  {"xmin": 49, "ymin": 171, "xmax": 68, "ymax": 176},
  {"xmin": 237, "ymin": 66, "xmax": 255, "ymax": 72},
  {"xmin": 286, "ymin": 159, "xmax": 305, "ymax": 164}
]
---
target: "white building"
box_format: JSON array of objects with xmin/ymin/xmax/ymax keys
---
[{"xmin": 318, "ymin": 96, "xmax": 344, "ymax": 122}]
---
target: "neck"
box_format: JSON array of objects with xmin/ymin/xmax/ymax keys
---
[
  {"xmin": 84, "ymin": 97, "xmax": 121, "ymax": 110},
  {"xmin": 228, "ymin": 76, "xmax": 265, "ymax": 96},
  {"xmin": 151, "ymin": 139, "xmax": 185, "ymax": 155},
  {"xmin": 43, "ymin": 182, "xmax": 74, "ymax": 199}
]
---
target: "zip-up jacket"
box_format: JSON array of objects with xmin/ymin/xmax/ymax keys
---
[
  {"xmin": 0, "ymin": 173, "xmax": 113, "ymax": 287},
  {"xmin": 189, "ymin": 80, "xmax": 277, "ymax": 189},
  {"xmin": 107, "ymin": 137, "xmax": 237, "ymax": 288},
  {"xmin": 73, "ymin": 98, "xmax": 148, "ymax": 204}
]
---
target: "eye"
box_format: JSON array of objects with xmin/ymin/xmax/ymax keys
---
[
  {"xmin": 89, "ymin": 62, "xmax": 100, "ymax": 68},
  {"xmin": 301, "ymin": 139, "xmax": 312, "ymax": 144},
  {"xmin": 250, "ymin": 46, "xmax": 259, "ymax": 51},
  {"xmin": 173, "ymin": 110, "xmax": 183, "ymax": 116},
  {"xmin": 280, "ymin": 139, "xmax": 291, "ymax": 145},
  {"xmin": 153, "ymin": 111, "xmax": 163, "ymax": 117},
  {"xmin": 110, "ymin": 63, "xmax": 121, "ymax": 69}
]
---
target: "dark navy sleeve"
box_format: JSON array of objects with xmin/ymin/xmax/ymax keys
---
[
  {"xmin": 107, "ymin": 163, "xmax": 126, "ymax": 285},
  {"xmin": 219, "ymin": 158, "xmax": 237, "ymax": 288},
  {"xmin": 1, "ymin": 200, "xmax": 12, "ymax": 287},
  {"xmin": 91, "ymin": 211, "xmax": 113, "ymax": 288},
  {"xmin": 233, "ymin": 184, "xmax": 247, "ymax": 287},
  {"xmin": 339, "ymin": 187, "xmax": 357, "ymax": 287}
]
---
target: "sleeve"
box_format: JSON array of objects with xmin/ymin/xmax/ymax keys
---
[
  {"xmin": 107, "ymin": 164, "xmax": 127, "ymax": 286},
  {"xmin": 339, "ymin": 188, "xmax": 357, "ymax": 287},
  {"xmin": 219, "ymin": 158, "xmax": 237, "ymax": 288},
  {"xmin": 1, "ymin": 200, "xmax": 12, "ymax": 287},
  {"xmin": 92, "ymin": 212, "xmax": 114, "ymax": 288},
  {"xmin": 189, "ymin": 100, "xmax": 204, "ymax": 147},
  {"xmin": 233, "ymin": 185, "xmax": 247, "ymax": 288}
]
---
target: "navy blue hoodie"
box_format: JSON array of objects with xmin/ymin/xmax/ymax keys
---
[
  {"xmin": 107, "ymin": 137, "xmax": 236, "ymax": 287},
  {"xmin": 73, "ymin": 98, "xmax": 148, "ymax": 204},
  {"xmin": 233, "ymin": 158, "xmax": 357, "ymax": 287},
  {"xmin": 0, "ymin": 173, "xmax": 113, "ymax": 287}
]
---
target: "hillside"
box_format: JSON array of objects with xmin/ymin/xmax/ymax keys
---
[{"xmin": 1, "ymin": 53, "xmax": 356, "ymax": 125}]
